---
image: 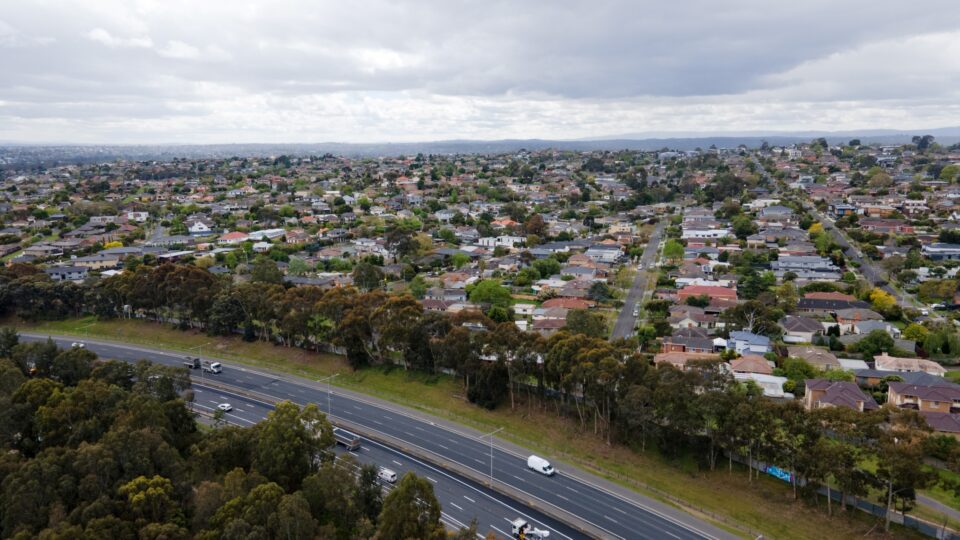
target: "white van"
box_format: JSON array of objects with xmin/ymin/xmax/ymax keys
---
[
  {"xmin": 378, "ymin": 467, "xmax": 397, "ymax": 483},
  {"xmin": 527, "ymin": 455, "xmax": 555, "ymax": 476}
]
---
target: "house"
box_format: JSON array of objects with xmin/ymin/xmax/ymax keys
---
[
  {"xmin": 887, "ymin": 382, "xmax": 960, "ymax": 413},
  {"xmin": 803, "ymin": 380, "xmax": 879, "ymax": 412},
  {"xmin": 677, "ymin": 285, "xmax": 737, "ymax": 303},
  {"xmin": 779, "ymin": 315, "xmax": 824, "ymax": 343},
  {"xmin": 919, "ymin": 412, "xmax": 960, "ymax": 440},
  {"xmin": 532, "ymin": 319, "xmax": 566, "ymax": 336},
  {"xmin": 44, "ymin": 265, "xmax": 88, "ymax": 282},
  {"xmin": 874, "ymin": 352, "xmax": 946, "ymax": 377},
  {"xmin": 727, "ymin": 331, "xmax": 771, "ymax": 355},
  {"xmin": 187, "ymin": 218, "xmax": 215, "ymax": 236},
  {"xmin": 853, "ymin": 319, "xmax": 901, "ymax": 337},
  {"xmin": 787, "ymin": 346, "xmax": 841, "ymax": 370},
  {"xmin": 734, "ymin": 372, "xmax": 789, "ymax": 398},
  {"xmin": 71, "ymin": 254, "xmax": 122, "ymax": 270},
  {"xmin": 218, "ymin": 231, "xmax": 249, "ymax": 245},
  {"xmin": 729, "ymin": 354, "xmax": 774, "ymax": 375},
  {"xmin": 653, "ymin": 352, "xmax": 721, "ymax": 371},
  {"xmin": 661, "ymin": 336, "xmax": 720, "ymax": 354},
  {"xmin": 922, "ymin": 243, "xmax": 960, "ymax": 261},
  {"xmin": 834, "ymin": 308, "xmax": 883, "ymax": 334}
]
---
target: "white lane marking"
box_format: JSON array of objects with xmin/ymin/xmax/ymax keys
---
[
  {"xmin": 556, "ymin": 493, "xmax": 569, "ymax": 502},
  {"xmin": 565, "ymin": 485, "xmax": 579, "ymax": 493},
  {"xmin": 604, "ymin": 515, "xmax": 618, "ymax": 524},
  {"xmin": 437, "ymin": 444, "xmax": 449, "ymax": 450},
  {"xmin": 614, "ymin": 506, "xmax": 627, "ymax": 515},
  {"xmin": 392, "ymin": 460, "xmax": 402, "ymax": 467},
  {"xmin": 473, "ymin": 458, "xmax": 484, "ymax": 465},
  {"xmin": 512, "ymin": 475, "xmax": 525, "ymax": 482},
  {"xmin": 426, "ymin": 476, "xmax": 437, "ymax": 483},
  {"xmin": 371, "ymin": 420, "xmax": 383, "ymax": 426},
  {"xmin": 353, "ymin": 405, "xmax": 362, "ymax": 410},
  {"xmin": 414, "ymin": 426, "xmax": 425, "ymax": 431},
  {"xmin": 383, "ymin": 415, "xmax": 392, "ymax": 420},
  {"xmin": 463, "ymin": 495, "xmax": 475, "ymax": 503},
  {"xmin": 450, "ymin": 502, "xmax": 463, "ymax": 511}
]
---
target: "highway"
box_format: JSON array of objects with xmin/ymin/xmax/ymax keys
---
[
  {"xmin": 23, "ymin": 334, "xmax": 736, "ymax": 540},
  {"xmin": 611, "ymin": 220, "xmax": 666, "ymax": 340},
  {"xmin": 191, "ymin": 384, "xmax": 580, "ymax": 539}
]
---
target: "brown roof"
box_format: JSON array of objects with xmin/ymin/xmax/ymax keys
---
[
  {"xmin": 806, "ymin": 379, "xmax": 879, "ymax": 411},
  {"xmin": 804, "ymin": 291, "xmax": 856, "ymax": 301},
  {"xmin": 541, "ymin": 298, "xmax": 594, "ymax": 310},
  {"xmin": 654, "ymin": 352, "xmax": 721, "ymax": 370},
  {"xmin": 921, "ymin": 412, "xmax": 960, "ymax": 434},
  {"xmin": 730, "ymin": 354, "xmax": 774, "ymax": 375},
  {"xmin": 788, "ymin": 346, "xmax": 841, "ymax": 369}
]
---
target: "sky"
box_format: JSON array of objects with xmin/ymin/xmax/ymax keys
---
[{"xmin": 0, "ymin": 0, "xmax": 958, "ymax": 144}]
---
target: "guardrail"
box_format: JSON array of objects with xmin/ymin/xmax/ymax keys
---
[{"xmin": 196, "ymin": 378, "xmax": 614, "ymax": 540}]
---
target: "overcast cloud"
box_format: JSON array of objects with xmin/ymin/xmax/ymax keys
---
[{"xmin": 0, "ymin": 0, "xmax": 958, "ymax": 143}]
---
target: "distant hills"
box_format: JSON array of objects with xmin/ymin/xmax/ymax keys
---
[{"xmin": 2, "ymin": 127, "xmax": 958, "ymax": 166}]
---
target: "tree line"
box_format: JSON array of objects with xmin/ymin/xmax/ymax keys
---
[
  {"xmin": 4, "ymin": 261, "xmax": 960, "ymax": 526},
  {"xmin": 0, "ymin": 331, "xmax": 483, "ymax": 539}
]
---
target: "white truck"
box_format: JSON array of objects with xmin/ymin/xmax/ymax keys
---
[
  {"xmin": 527, "ymin": 455, "xmax": 555, "ymax": 476},
  {"xmin": 511, "ymin": 518, "xmax": 549, "ymax": 539},
  {"xmin": 183, "ymin": 357, "xmax": 222, "ymax": 374}
]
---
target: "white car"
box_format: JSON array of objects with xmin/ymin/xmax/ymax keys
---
[
  {"xmin": 71, "ymin": 342, "xmax": 85, "ymax": 348},
  {"xmin": 217, "ymin": 403, "xmax": 233, "ymax": 412}
]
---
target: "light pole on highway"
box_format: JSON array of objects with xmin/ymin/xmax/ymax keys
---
[
  {"xmin": 482, "ymin": 427, "xmax": 504, "ymax": 486},
  {"xmin": 317, "ymin": 373, "xmax": 340, "ymax": 417}
]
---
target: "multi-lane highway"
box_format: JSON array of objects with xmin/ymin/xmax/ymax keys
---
[
  {"xmin": 191, "ymin": 384, "xmax": 579, "ymax": 539},
  {"xmin": 23, "ymin": 334, "xmax": 737, "ymax": 540}
]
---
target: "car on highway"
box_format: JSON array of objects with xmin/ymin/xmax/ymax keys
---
[
  {"xmin": 632, "ymin": 306, "xmax": 639, "ymax": 317},
  {"xmin": 217, "ymin": 403, "xmax": 233, "ymax": 412},
  {"xmin": 527, "ymin": 455, "xmax": 555, "ymax": 476},
  {"xmin": 71, "ymin": 342, "xmax": 85, "ymax": 348},
  {"xmin": 378, "ymin": 467, "xmax": 397, "ymax": 483}
]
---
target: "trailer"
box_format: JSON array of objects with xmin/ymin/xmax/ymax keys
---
[
  {"xmin": 510, "ymin": 518, "xmax": 549, "ymax": 540},
  {"xmin": 333, "ymin": 427, "xmax": 361, "ymax": 451},
  {"xmin": 183, "ymin": 357, "xmax": 222, "ymax": 374}
]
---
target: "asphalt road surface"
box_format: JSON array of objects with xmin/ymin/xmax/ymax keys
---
[
  {"xmin": 24, "ymin": 334, "xmax": 734, "ymax": 540},
  {"xmin": 610, "ymin": 220, "xmax": 667, "ymax": 340},
  {"xmin": 802, "ymin": 203, "xmax": 919, "ymax": 308},
  {"xmin": 191, "ymin": 384, "xmax": 580, "ymax": 539}
]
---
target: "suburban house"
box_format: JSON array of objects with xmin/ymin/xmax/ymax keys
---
[
  {"xmin": 834, "ymin": 308, "xmax": 884, "ymax": 334},
  {"xmin": 734, "ymin": 372, "xmax": 790, "ymax": 398},
  {"xmin": 677, "ymin": 285, "xmax": 737, "ymax": 303},
  {"xmin": 653, "ymin": 352, "xmax": 721, "ymax": 371},
  {"xmin": 779, "ymin": 315, "xmax": 824, "ymax": 343},
  {"xmin": 874, "ymin": 352, "xmax": 947, "ymax": 377},
  {"xmin": 922, "ymin": 243, "xmax": 960, "ymax": 261},
  {"xmin": 727, "ymin": 331, "xmax": 771, "ymax": 355},
  {"xmin": 729, "ymin": 354, "xmax": 774, "ymax": 375},
  {"xmin": 803, "ymin": 380, "xmax": 879, "ymax": 412},
  {"xmin": 887, "ymin": 382, "xmax": 960, "ymax": 413},
  {"xmin": 788, "ymin": 346, "xmax": 841, "ymax": 370},
  {"xmin": 44, "ymin": 265, "xmax": 88, "ymax": 282}
]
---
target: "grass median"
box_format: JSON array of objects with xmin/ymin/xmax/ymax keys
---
[{"xmin": 10, "ymin": 316, "xmax": 934, "ymax": 539}]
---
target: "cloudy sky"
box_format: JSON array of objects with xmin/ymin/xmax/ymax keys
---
[{"xmin": 0, "ymin": 0, "xmax": 958, "ymax": 143}]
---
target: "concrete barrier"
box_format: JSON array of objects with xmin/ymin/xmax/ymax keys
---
[{"xmin": 197, "ymin": 378, "xmax": 612, "ymax": 539}]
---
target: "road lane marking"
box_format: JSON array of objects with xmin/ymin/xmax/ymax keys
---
[
  {"xmin": 463, "ymin": 495, "xmax": 475, "ymax": 503},
  {"xmin": 392, "ymin": 460, "xmax": 402, "ymax": 466},
  {"xmin": 426, "ymin": 476, "xmax": 437, "ymax": 483},
  {"xmin": 604, "ymin": 515, "xmax": 618, "ymax": 524},
  {"xmin": 511, "ymin": 475, "xmax": 525, "ymax": 482},
  {"xmin": 450, "ymin": 502, "xmax": 463, "ymax": 511}
]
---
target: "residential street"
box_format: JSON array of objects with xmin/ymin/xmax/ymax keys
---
[
  {"xmin": 610, "ymin": 219, "xmax": 666, "ymax": 340},
  {"xmin": 803, "ymin": 203, "xmax": 920, "ymax": 308}
]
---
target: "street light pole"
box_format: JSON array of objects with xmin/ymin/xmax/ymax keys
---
[
  {"xmin": 317, "ymin": 373, "xmax": 340, "ymax": 417},
  {"xmin": 482, "ymin": 427, "xmax": 504, "ymax": 486}
]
